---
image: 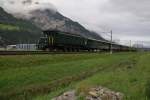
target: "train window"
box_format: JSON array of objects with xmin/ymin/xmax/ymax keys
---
[{"xmin": 84, "ymin": 40, "xmax": 87, "ymax": 45}]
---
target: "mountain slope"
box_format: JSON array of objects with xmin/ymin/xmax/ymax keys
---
[
  {"xmin": 0, "ymin": 7, "xmax": 106, "ymax": 46},
  {"xmin": 22, "ymin": 9, "xmax": 105, "ymax": 40},
  {"xmin": 0, "ymin": 7, "xmax": 42, "ymax": 45}
]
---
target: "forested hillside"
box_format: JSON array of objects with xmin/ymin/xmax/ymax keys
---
[{"xmin": 0, "ymin": 7, "xmax": 42, "ymax": 46}]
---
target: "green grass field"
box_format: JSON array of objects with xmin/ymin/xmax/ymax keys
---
[
  {"xmin": 0, "ymin": 24, "xmax": 20, "ymax": 31},
  {"xmin": 0, "ymin": 52, "xmax": 150, "ymax": 100}
]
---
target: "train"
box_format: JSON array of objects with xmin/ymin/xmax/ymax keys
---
[{"xmin": 37, "ymin": 30, "xmax": 136, "ymax": 52}]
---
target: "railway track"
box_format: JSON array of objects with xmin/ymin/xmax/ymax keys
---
[
  {"xmin": 0, "ymin": 51, "xmax": 98, "ymax": 55},
  {"xmin": 0, "ymin": 51, "xmax": 50, "ymax": 55}
]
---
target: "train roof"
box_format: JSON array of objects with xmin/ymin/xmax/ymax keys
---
[
  {"xmin": 43, "ymin": 30, "xmax": 129, "ymax": 47},
  {"xmin": 43, "ymin": 30, "xmax": 83, "ymax": 37},
  {"xmin": 43, "ymin": 30, "xmax": 108, "ymax": 42}
]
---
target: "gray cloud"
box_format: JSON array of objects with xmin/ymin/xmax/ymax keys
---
[
  {"xmin": 0, "ymin": 0, "xmax": 56, "ymax": 14},
  {"xmin": 50, "ymin": 0, "xmax": 150, "ymax": 41},
  {"xmin": 0, "ymin": 0, "xmax": 150, "ymax": 42},
  {"xmin": 22, "ymin": 0, "xmax": 32, "ymax": 5},
  {"xmin": 106, "ymin": 0, "xmax": 150, "ymax": 40}
]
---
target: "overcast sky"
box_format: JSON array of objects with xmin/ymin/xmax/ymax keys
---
[{"xmin": 0, "ymin": 0, "xmax": 150, "ymax": 43}]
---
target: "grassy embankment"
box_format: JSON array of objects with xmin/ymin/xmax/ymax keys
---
[
  {"xmin": 0, "ymin": 24, "xmax": 20, "ymax": 31},
  {"xmin": 75, "ymin": 53, "xmax": 150, "ymax": 100},
  {"xmin": 0, "ymin": 52, "xmax": 150, "ymax": 100},
  {"xmin": 0, "ymin": 23, "xmax": 41, "ymax": 44}
]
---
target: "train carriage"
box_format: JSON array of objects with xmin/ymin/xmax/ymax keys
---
[
  {"xmin": 38, "ymin": 30, "xmax": 88, "ymax": 51},
  {"xmin": 37, "ymin": 30, "xmax": 136, "ymax": 52}
]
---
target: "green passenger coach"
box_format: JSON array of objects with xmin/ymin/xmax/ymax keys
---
[{"xmin": 37, "ymin": 30, "xmax": 136, "ymax": 52}]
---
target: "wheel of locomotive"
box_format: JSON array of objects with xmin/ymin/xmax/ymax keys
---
[
  {"xmin": 45, "ymin": 48, "xmax": 50, "ymax": 51},
  {"xmin": 63, "ymin": 48, "xmax": 67, "ymax": 52},
  {"xmin": 76, "ymin": 48, "xmax": 79, "ymax": 52},
  {"xmin": 67, "ymin": 48, "xmax": 71, "ymax": 52},
  {"xmin": 72, "ymin": 48, "xmax": 75, "ymax": 52}
]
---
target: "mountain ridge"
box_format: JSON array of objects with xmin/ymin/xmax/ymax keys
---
[
  {"xmin": 17, "ymin": 8, "xmax": 105, "ymax": 40},
  {"xmin": 0, "ymin": 7, "xmax": 106, "ymax": 46},
  {"xmin": 0, "ymin": 7, "xmax": 42, "ymax": 45}
]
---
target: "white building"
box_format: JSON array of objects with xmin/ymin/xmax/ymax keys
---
[
  {"xmin": 16, "ymin": 44, "xmax": 37, "ymax": 51},
  {"xmin": 6, "ymin": 45, "xmax": 17, "ymax": 50}
]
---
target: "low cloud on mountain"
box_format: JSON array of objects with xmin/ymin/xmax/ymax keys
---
[
  {"xmin": 0, "ymin": 0, "xmax": 56, "ymax": 14},
  {"xmin": 1, "ymin": 0, "xmax": 150, "ymax": 42},
  {"xmin": 50, "ymin": 0, "xmax": 150, "ymax": 41}
]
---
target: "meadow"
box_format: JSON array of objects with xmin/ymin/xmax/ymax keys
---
[
  {"xmin": 0, "ymin": 24, "xmax": 20, "ymax": 31},
  {"xmin": 0, "ymin": 52, "xmax": 150, "ymax": 100}
]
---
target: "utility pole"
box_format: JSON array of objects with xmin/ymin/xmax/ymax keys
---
[
  {"xmin": 110, "ymin": 30, "xmax": 113, "ymax": 54},
  {"xmin": 100, "ymin": 30, "xmax": 113, "ymax": 54},
  {"xmin": 130, "ymin": 40, "xmax": 132, "ymax": 51},
  {"xmin": 130, "ymin": 40, "xmax": 132, "ymax": 48}
]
